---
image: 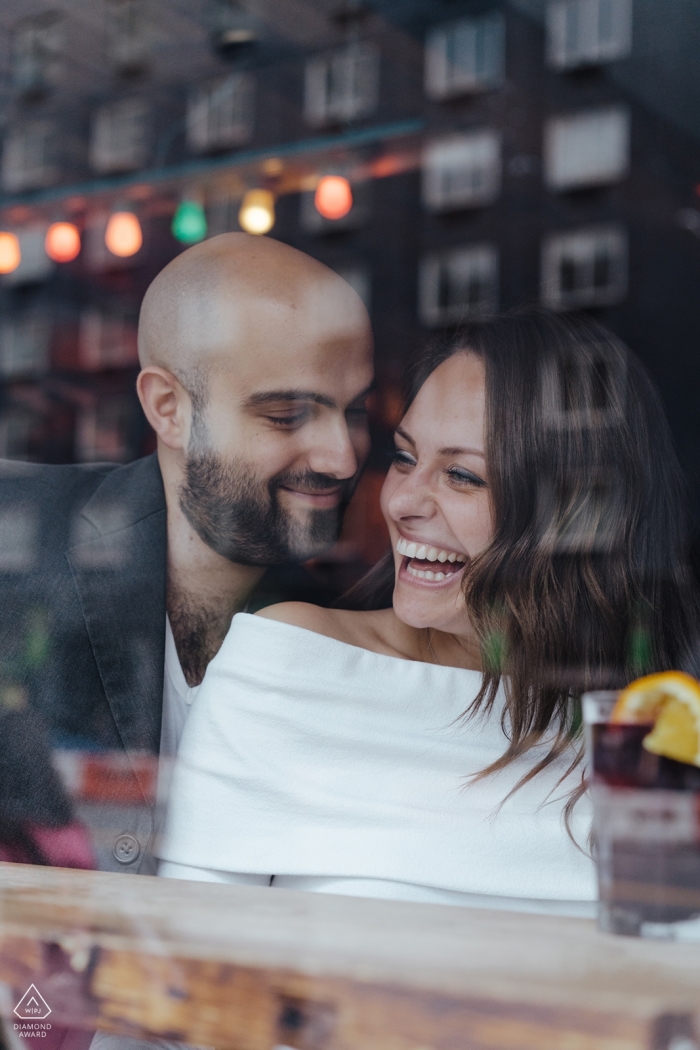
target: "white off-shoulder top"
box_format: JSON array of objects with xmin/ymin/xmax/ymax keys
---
[{"xmin": 158, "ymin": 613, "xmax": 596, "ymax": 913}]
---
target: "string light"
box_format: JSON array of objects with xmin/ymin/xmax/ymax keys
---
[
  {"xmin": 45, "ymin": 222, "xmax": 81, "ymax": 263},
  {"xmin": 105, "ymin": 211, "xmax": 143, "ymax": 257},
  {"xmin": 238, "ymin": 189, "xmax": 275, "ymax": 235},
  {"xmin": 0, "ymin": 232, "xmax": 21, "ymax": 275},
  {"xmin": 172, "ymin": 199, "xmax": 207, "ymax": 244},
  {"xmin": 314, "ymin": 176, "xmax": 353, "ymax": 220}
]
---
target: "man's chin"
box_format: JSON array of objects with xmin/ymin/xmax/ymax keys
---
[{"xmin": 284, "ymin": 508, "xmax": 343, "ymax": 562}]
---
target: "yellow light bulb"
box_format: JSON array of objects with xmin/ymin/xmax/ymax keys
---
[
  {"xmin": 238, "ymin": 189, "xmax": 275, "ymax": 235},
  {"xmin": 105, "ymin": 211, "xmax": 143, "ymax": 257}
]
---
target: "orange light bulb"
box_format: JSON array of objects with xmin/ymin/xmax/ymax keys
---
[
  {"xmin": 314, "ymin": 176, "xmax": 353, "ymax": 220},
  {"xmin": 0, "ymin": 231, "xmax": 21, "ymax": 275},
  {"xmin": 45, "ymin": 222, "xmax": 81, "ymax": 263},
  {"xmin": 105, "ymin": 212, "xmax": 142, "ymax": 257}
]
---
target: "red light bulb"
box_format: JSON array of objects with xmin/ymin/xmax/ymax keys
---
[{"xmin": 314, "ymin": 176, "xmax": 353, "ymax": 221}]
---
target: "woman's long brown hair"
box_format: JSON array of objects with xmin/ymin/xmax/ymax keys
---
[{"xmin": 342, "ymin": 310, "xmax": 700, "ymax": 819}]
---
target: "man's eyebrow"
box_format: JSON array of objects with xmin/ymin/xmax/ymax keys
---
[
  {"xmin": 395, "ymin": 426, "xmax": 485, "ymax": 458},
  {"xmin": 244, "ymin": 381, "xmax": 376, "ymax": 411},
  {"xmin": 243, "ymin": 390, "xmax": 336, "ymax": 409}
]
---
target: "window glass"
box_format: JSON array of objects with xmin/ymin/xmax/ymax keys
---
[
  {"xmin": 89, "ymin": 99, "xmax": 149, "ymax": 174},
  {"xmin": 304, "ymin": 44, "xmax": 379, "ymax": 126},
  {"xmin": 547, "ymin": 0, "xmax": 633, "ymax": 69},
  {"xmin": 187, "ymin": 74, "xmax": 255, "ymax": 153},
  {"xmin": 544, "ymin": 107, "xmax": 630, "ymax": 190},
  {"xmin": 422, "ymin": 131, "xmax": 502, "ymax": 211},
  {"xmin": 1, "ymin": 1, "xmax": 700, "ymax": 1043},
  {"xmin": 425, "ymin": 14, "xmax": 504, "ymax": 99}
]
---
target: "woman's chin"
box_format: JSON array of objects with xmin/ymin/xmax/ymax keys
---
[{"xmin": 391, "ymin": 588, "xmax": 464, "ymax": 634}]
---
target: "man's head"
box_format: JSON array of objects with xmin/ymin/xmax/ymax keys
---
[{"xmin": 137, "ymin": 233, "xmax": 374, "ymax": 565}]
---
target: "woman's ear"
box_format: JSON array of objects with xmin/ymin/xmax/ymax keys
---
[{"xmin": 137, "ymin": 367, "xmax": 191, "ymax": 451}]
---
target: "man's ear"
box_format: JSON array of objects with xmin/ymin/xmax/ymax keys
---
[{"xmin": 137, "ymin": 367, "xmax": 191, "ymax": 451}]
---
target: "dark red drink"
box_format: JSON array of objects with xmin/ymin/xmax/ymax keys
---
[{"xmin": 585, "ymin": 693, "xmax": 700, "ymax": 938}]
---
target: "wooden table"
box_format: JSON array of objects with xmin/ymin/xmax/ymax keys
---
[{"xmin": 0, "ymin": 863, "xmax": 699, "ymax": 1050}]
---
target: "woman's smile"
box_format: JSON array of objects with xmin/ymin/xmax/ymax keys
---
[{"xmin": 395, "ymin": 535, "xmax": 468, "ymax": 586}]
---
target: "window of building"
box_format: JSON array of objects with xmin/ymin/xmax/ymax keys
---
[
  {"xmin": 11, "ymin": 11, "xmax": 63, "ymax": 95},
  {"xmin": 540, "ymin": 345, "xmax": 627, "ymax": 431},
  {"xmin": 424, "ymin": 13, "xmax": 504, "ymax": 100},
  {"xmin": 106, "ymin": 0, "xmax": 150, "ymax": 75},
  {"xmin": 419, "ymin": 244, "xmax": 499, "ymax": 327},
  {"xmin": 79, "ymin": 309, "xmax": 139, "ymax": 371},
  {"xmin": 544, "ymin": 107, "xmax": 630, "ymax": 190},
  {"xmin": 304, "ymin": 43, "xmax": 379, "ymax": 127},
  {"xmin": 0, "ymin": 310, "xmax": 51, "ymax": 379},
  {"xmin": 541, "ymin": 225, "xmax": 628, "ymax": 309},
  {"xmin": 546, "ymin": 0, "xmax": 632, "ymax": 70},
  {"xmin": 537, "ymin": 473, "xmax": 624, "ymax": 552},
  {"xmin": 209, "ymin": 0, "xmax": 259, "ymax": 56},
  {"xmin": 89, "ymin": 98, "xmax": 149, "ymax": 174},
  {"xmin": 1, "ymin": 124, "xmax": 56, "ymax": 194},
  {"xmin": 75, "ymin": 396, "xmax": 133, "ymax": 463},
  {"xmin": 187, "ymin": 75, "xmax": 254, "ymax": 154},
  {"xmin": 422, "ymin": 131, "xmax": 502, "ymax": 212}
]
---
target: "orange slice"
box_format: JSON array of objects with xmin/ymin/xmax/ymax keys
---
[{"xmin": 611, "ymin": 671, "xmax": 700, "ymax": 767}]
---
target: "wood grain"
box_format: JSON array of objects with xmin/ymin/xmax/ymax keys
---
[{"xmin": 0, "ymin": 863, "xmax": 698, "ymax": 1050}]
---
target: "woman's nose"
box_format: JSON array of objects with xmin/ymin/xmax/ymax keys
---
[{"xmin": 385, "ymin": 468, "xmax": 437, "ymax": 521}]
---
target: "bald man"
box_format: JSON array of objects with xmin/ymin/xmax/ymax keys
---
[{"xmin": 0, "ymin": 234, "xmax": 374, "ymax": 874}]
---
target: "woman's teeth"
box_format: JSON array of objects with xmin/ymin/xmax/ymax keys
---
[
  {"xmin": 407, "ymin": 565, "xmax": 447, "ymax": 580},
  {"xmin": 395, "ymin": 537, "xmax": 467, "ymax": 581},
  {"xmin": 395, "ymin": 537, "xmax": 467, "ymax": 564}
]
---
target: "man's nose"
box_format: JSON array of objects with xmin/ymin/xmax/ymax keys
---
[{"xmin": 307, "ymin": 417, "xmax": 359, "ymax": 480}]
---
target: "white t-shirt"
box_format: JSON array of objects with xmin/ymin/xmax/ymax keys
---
[
  {"xmin": 159, "ymin": 613, "xmax": 596, "ymax": 914},
  {"xmin": 161, "ymin": 616, "xmax": 200, "ymax": 758},
  {"xmin": 155, "ymin": 618, "xmax": 201, "ymax": 840}
]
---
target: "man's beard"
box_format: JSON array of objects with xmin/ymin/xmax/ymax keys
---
[{"xmin": 179, "ymin": 445, "xmax": 356, "ymax": 567}]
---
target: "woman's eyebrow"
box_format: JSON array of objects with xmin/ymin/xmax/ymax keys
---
[
  {"xmin": 439, "ymin": 445, "xmax": 485, "ymax": 458},
  {"xmin": 395, "ymin": 425, "xmax": 415, "ymax": 447},
  {"xmin": 396, "ymin": 427, "xmax": 485, "ymax": 459}
]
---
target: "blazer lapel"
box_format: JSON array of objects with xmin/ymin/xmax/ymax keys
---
[{"xmin": 66, "ymin": 455, "xmax": 167, "ymax": 796}]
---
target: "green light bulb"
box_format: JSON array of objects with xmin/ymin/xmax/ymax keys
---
[{"xmin": 172, "ymin": 200, "xmax": 207, "ymax": 244}]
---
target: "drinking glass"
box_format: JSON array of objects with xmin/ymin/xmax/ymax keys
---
[{"xmin": 582, "ymin": 690, "xmax": 700, "ymax": 939}]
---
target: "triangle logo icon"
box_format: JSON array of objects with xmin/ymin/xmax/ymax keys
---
[{"xmin": 14, "ymin": 984, "xmax": 51, "ymax": 1020}]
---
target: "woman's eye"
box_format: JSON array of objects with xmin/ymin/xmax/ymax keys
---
[
  {"xmin": 445, "ymin": 467, "xmax": 486, "ymax": 488},
  {"xmin": 392, "ymin": 449, "xmax": 415, "ymax": 469}
]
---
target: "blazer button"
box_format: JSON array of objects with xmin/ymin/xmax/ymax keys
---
[{"xmin": 113, "ymin": 834, "xmax": 141, "ymax": 865}]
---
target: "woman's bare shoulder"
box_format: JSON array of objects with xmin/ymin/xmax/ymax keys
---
[{"xmin": 254, "ymin": 602, "xmax": 392, "ymax": 650}]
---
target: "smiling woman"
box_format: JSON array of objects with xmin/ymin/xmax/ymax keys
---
[{"xmin": 159, "ymin": 309, "xmax": 700, "ymax": 914}]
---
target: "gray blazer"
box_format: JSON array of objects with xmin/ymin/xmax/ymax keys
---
[{"xmin": 0, "ymin": 454, "xmax": 167, "ymax": 872}]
